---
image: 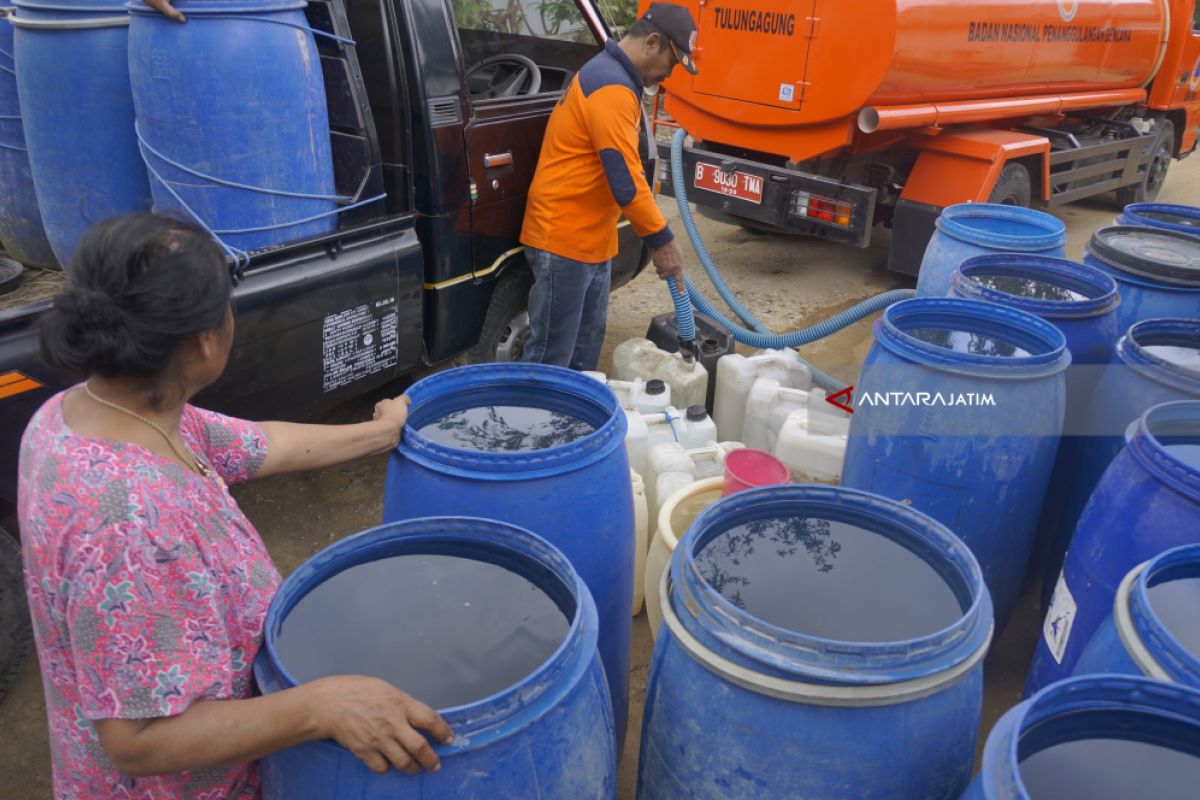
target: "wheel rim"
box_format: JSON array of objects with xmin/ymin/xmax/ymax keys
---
[
  {"xmin": 1146, "ymin": 142, "xmax": 1170, "ymax": 196},
  {"xmin": 495, "ymin": 310, "xmax": 530, "ymax": 361}
]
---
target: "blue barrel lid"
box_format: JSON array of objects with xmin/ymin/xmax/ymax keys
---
[
  {"xmin": 951, "ymin": 254, "xmax": 1119, "ymax": 320},
  {"xmin": 936, "ymin": 203, "xmax": 1067, "ymax": 252},
  {"xmin": 1087, "ymin": 225, "xmax": 1200, "ymax": 287},
  {"xmin": 1118, "ymin": 203, "xmax": 1200, "ymax": 237}
]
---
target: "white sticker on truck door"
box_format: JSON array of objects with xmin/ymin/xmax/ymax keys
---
[
  {"xmin": 322, "ymin": 297, "xmax": 398, "ymax": 392},
  {"xmin": 1043, "ymin": 571, "xmax": 1078, "ymax": 664}
]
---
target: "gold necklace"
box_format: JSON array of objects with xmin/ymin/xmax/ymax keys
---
[{"xmin": 83, "ymin": 383, "xmax": 219, "ymax": 483}]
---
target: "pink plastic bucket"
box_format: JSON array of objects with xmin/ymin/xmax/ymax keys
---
[{"xmin": 721, "ymin": 448, "xmax": 791, "ymax": 497}]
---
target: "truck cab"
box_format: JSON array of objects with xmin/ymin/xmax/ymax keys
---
[{"xmin": 0, "ymin": 0, "xmax": 651, "ymax": 503}]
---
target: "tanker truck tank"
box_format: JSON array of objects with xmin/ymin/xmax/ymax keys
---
[{"xmin": 662, "ymin": 0, "xmax": 1171, "ymax": 161}]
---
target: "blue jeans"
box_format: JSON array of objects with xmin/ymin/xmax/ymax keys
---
[{"xmin": 522, "ymin": 247, "xmax": 611, "ymax": 372}]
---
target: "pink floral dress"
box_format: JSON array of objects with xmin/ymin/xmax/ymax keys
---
[{"xmin": 17, "ymin": 389, "xmax": 281, "ymax": 799}]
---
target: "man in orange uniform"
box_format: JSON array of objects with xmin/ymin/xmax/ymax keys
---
[{"xmin": 520, "ymin": 3, "xmax": 698, "ymax": 371}]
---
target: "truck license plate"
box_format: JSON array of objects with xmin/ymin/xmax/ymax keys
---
[{"xmin": 693, "ymin": 163, "xmax": 764, "ymax": 204}]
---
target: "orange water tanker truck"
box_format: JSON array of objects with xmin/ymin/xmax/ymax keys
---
[{"xmin": 648, "ymin": 0, "xmax": 1200, "ymax": 275}]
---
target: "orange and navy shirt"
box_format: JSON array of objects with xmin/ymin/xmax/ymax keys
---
[{"xmin": 521, "ymin": 40, "xmax": 674, "ymax": 263}]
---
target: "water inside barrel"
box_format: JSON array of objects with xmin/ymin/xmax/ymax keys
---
[
  {"xmin": 669, "ymin": 491, "xmax": 721, "ymax": 539},
  {"xmin": 694, "ymin": 516, "xmax": 962, "ymax": 641},
  {"xmin": 970, "ymin": 273, "xmax": 1089, "ymax": 302},
  {"xmin": 1142, "ymin": 344, "xmax": 1200, "ymax": 371},
  {"xmin": 906, "ymin": 327, "xmax": 1034, "ymax": 358},
  {"xmin": 417, "ymin": 405, "xmax": 595, "ymax": 452},
  {"xmin": 275, "ymin": 554, "xmax": 569, "ymax": 709},
  {"xmin": 1146, "ymin": 575, "xmax": 1200, "ymax": 661},
  {"xmin": 1018, "ymin": 733, "xmax": 1200, "ymax": 799}
]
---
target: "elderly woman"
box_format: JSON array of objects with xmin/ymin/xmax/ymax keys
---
[{"xmin": 18, "ymin": 214, "xmax": 451, "ymax": 799}]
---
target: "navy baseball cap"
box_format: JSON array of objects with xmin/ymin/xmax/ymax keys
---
[{"xmin": 642, "ymin": 2, "xmax": 699, "ymax": 75}]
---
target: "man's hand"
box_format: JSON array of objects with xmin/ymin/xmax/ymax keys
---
[
  {"xmin": 142, "ymin": 0, "xmax": 186, "ymax": 21},
  {"xmin": 652, "ymin": 239, "xmax": 685, "ymax": 294}
]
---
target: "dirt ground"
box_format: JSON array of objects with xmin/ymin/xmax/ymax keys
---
[{"xmin": 2, "ymin": 157, "xmax": 1199, "ymax": 797}]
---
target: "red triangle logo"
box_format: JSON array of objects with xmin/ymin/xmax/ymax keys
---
[{"xmin": 826, "ymin": 385, "xmax": 854, "ymax": 414}]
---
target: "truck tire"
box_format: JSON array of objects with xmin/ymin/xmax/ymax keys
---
[
  {"xmin": 464, "ymin": 268, "xmax": 535, "ymax": 364},
  {"xmin": 1117, "ymin": 119, "xmax": 1174, "ymax": 207},
  {"xmin": 988, "ymin": 163, "xmax": 1032, "ymax": 206},
  {"xmin": 0, "ymin": 525, "xmax": 32, "ymax": 704}
]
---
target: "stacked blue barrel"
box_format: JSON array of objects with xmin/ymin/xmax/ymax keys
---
[
  {"xmin": 0, "ymin": 0, "xmax": 54, "ymax": 267},
  {"xmin": 11, "ymin": 0, "xmax": 150, "ymax": 270},
  {"xmin": 4, "ymin": 0, "xmax": 344, "ymax": 270}
]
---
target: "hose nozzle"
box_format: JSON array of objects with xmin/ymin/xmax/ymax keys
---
[{"xmin": 677, "ymin": 336, "xmax": 697, "ymax": 365}]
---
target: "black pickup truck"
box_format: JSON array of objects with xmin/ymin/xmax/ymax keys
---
[{"xmin": 0, "ymin": 0, "xmax": 650, "ymax": 695}]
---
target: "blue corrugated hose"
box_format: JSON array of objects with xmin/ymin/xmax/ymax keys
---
[{"xmin": 668, "ymin": 127, "xmax": 915, "ymax": 391}]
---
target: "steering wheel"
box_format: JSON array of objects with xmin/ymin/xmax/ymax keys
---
[{"xmin": 465, "ymin": 54, "xmax": 542, "ymax": 99}]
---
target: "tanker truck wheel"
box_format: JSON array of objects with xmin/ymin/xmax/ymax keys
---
[
  {"xmin": 988, "ymin": 163, "xmax": 1032, "ymax": 207},
  {"xmin": 1117, "ymin": 119, "xmax": 1174, "ymax": 207},
  {"xmin": 0, "ymin": 524, "xmax": 32, "ymax": 704}
]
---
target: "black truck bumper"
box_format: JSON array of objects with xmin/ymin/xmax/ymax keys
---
[{"xmin": 657, "ymin": 143, "xmax": 877, "ymax": 248}]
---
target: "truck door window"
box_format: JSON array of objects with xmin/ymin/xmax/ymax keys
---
[{"xmin": 452, "ymin": 0, "xmax": 601, "ymax": 100}]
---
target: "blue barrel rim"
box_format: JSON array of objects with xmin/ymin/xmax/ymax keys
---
[
  {"xmin": 254, "ymin": 516, "xmax": 605, "ymax": 754},
  {"xmin": 1118, "ymin": 203, "xmax": 1200, "ymax": 238},
  {"xmin": 935, "ymin": 203, "xmax": 1067, "ymax": 252},
  {"xmin": 1118, "ymin": 318, "xmax": 1200, "ymax": 394},
  {"xmin": 950, "ymin": 254, "xmax": 1120, "ymax": 319},
  {"xmin": 874, "ymin": 297, "xmax": 1071, "ymax": 378},
  {"xmin": 11, "ymin": 0, "xmax": 127, "ymax": 12},
  {"xmin": 1087, "ymin": 225, "xmax": 1200, "ymax": 288},
  {"xmin": 125, "ymin": 0, "xmax": 308, "ymax": 14},
  {"xmin": 1123, "ymin": 545, "xmax": 1200, "ymax": 685},
  {"xmin": 669, "ymin": 484, "xmax": 994, "ymax": 688},
  {"xmin": 1125, "ymin": 400, "xmax": 1200, "ymax": 502},
  {"xmin": 979, "ymin": 674, "xmax": 1200, "ymax": 799},
  {"xmin": 398, "ymin": 362, "xmax": 627, "ymax": 479}
]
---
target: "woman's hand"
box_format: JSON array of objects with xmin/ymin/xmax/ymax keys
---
[
  {"xmin": 142, "ymin": 0, "xmax": 186, "ymax": 21},
  {"xmin": 308, "ymin": 675, "xmax": 453, "ymax": 775},
  {"xmin": 372, "ymin": 394, "xmax": 411, "ymax": 452},
  {"xmin": 258, "ymin": 393, "xmax": 411, "ymax": 476}
]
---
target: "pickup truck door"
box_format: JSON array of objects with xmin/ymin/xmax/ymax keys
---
[{"xmin": 196, "ymin": 219, "xmax": 424, "ymax": 421}]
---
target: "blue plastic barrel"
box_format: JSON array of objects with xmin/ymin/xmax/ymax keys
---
[
  {"xmin": 637, "ymin": 485, "xmax": 993, "ymax": 800},
  {"xmin": 1083, "ymin": 226, "xmax": 1200, "ymax": 335},
  {"xmin": 947, "ymin": 255, "xmax": 1122, "ymax": 591},
  {"xmin": 1026, "ymin": 401, "xmax": 1200, "ymax": 695},
  {"xmin": 841, "ymin": 297, "xmax": 1069, "ymax": 629},
  {"xmin": 1117, "ymin": 202, "xmax": 1200, "ymax": 236},
  {"xmin": 128, "ymin": 0, "xmax": 339, "ymax": 255},
  {"xmin": 254, "ymin": 517, "xmax": 616, "ymax": 799},
  {"xmin": 0, "ymin": 3, "xmax": 54, "ymax": 267},
  {"xmin": 965, "ymin": 675, "xmax": 1200, "ymax": 799},
  {"xmin": 915, "ymin": 203, "xmax": 1067, "ymax": 297},
  {"xmin": 1075, "ymin": 544, "xmax": 1200, "ymax": 688},
  {"xmin": 12, "ymin": 0, "xmax": 150, "ymax": 269},
  {"xmin": 1039, "ymin": 318, "xmax": 1200, "ymax": 608},
  {"xmin": 383, "ymin": 363, "xmax": 634, "ymax": 753}
]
